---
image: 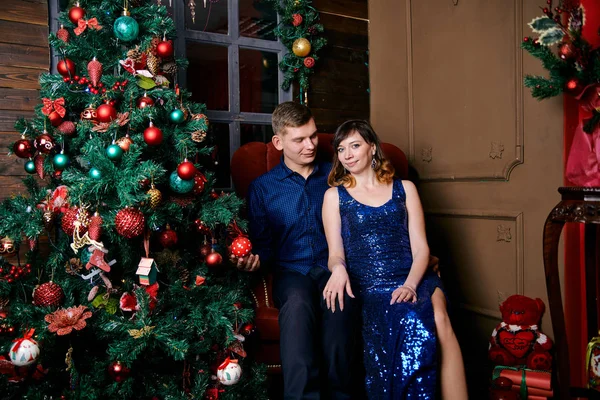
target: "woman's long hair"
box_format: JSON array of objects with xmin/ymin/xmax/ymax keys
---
[{"xmin": 327, "ymin": 120, "xmax": 395, "ymax": 188}]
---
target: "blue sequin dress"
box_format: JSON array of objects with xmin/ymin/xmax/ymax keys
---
[{"xmin": 338, "ymin": 179, "xmax": 442, "ymax": 399}]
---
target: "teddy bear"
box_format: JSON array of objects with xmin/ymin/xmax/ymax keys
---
[{"xmin": 488, "ymin": 294, "xmax": 553, "ymax": 370}]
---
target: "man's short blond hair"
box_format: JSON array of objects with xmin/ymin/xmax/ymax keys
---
[{"xmin": 272, "ymin": 101, "xmax": 313, "ymax": 135}]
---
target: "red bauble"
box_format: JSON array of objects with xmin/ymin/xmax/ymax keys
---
[
  {"xmin": 33, "ymin": 282, "xmax": 65, "ymax": 307},
  {"xmin": 136, "ymin": 96, "xmax": 154, "ymax": 109},
  {"xmin": 143, "ymin": 122, "xmax": 163, "ymax": 146},
  {"xmin": 156, "ymin": 40, "xmax": 174, "ymax": 58},
  {"xmin": 115, "ymin": 208, "xmax": 145, "ymax": 238},
  {"xmin": 96, "ymin": 104, "xmax": 117, "ymax": 123},
  {"xmin": 57, "ymin": 26, "xmax": 69, "ymax": 43},
  {"xmin": 193, "ymin": 172, "xmax": 206, "ymax": 195},
  {"xmin": 108, "ymin": 361, "xmax": 130, "ymax": 383},
  {"xmin": 565, "ymin": 78, "xmax": 581, "ymax": 93},
  {"xmin": 61, "ymin": 207, "xmax": 89, "ymax": 236},
  {"xmin": 34, "ymin": 133, "xmax": 56, "ymax": 154},
  {"xmin": 199, "ymin": 242, "xmax": 212, "ymax": 257},
  {"xmin": 116, "ymin": 135, "xmax": 133, "ymax": 152},
  {"xmin": 177, "ymin": 160, "xmax": 197, "ymax": 180},
  {"xmin": 13, "ymin": 138, "xmax": 33, "ymax": 159},
  {"xmin": 558, "ymin": 42, "xmax": 575, "ymax": 60},
  {"xmin": 206, "ymin": 251, "xmax": 223, "ymax": 267},
  {"xmin": 159, "ymin": 227, "xmax": 178, "ymax": 248},
  {"xmin": 240, "ymin": 322, "xmax": 255, "ymax": 336},
  {"xmin": 230, "ymin": 236, "xmax": 252, "ymax": 258},
  {"xmin": 292, "ymin": 13, "xmax": 303, "ymax": 27},
  {"xmin": 57, "ymin": 59, "xmax": 75, "ymax": 77},
  {"xmin": 303, "ymin": 57, "xmax": 315, "ymax": 68},
  {"xmin": 194, "ymin": 219, "xmax": 211, "ymax": 235},
  {"xmin": 88, "ymin": 212, "xmax": 103, "ymax": 241},
  {"xmin": 57, "ymin": 120, "xmax": 76, "ymax": 136},
  {"xmin": 48, "ymin": 111, "xmax": 63, "ymax": 127},
  {"xmin": 68, "ymin": 5, "xmax": 85, "ymax": 24}
]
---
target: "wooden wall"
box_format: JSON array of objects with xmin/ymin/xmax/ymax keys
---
[
  {"xmin": 305, "ymin": 0, "xmax": 369, "ymax": 133},
  {"xmin": 0, "ymin": 0, "xmax": 49, "ymax": 200}
]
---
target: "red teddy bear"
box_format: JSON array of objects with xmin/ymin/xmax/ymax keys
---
[{"xmin": 488, "ymin": 294, "xmax": 553, "ymax": 370}]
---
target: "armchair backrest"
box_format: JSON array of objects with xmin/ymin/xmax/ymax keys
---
[{"xmin": 231, "ymin": 133, "xmax": 409, "ymax": 198}]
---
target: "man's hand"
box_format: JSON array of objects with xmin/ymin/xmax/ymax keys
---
[
  {"xmin": 323, "ymin": 265, "xmax": 354, "ymax": 313},
  {"xmin": 230, "ymin": 253, "xmax": 260, "ymax": 272}
]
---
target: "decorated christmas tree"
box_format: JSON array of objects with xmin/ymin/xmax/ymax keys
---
[{"xmin": 0, "ymin": 0, "xmax": 266, "ymax": 398}]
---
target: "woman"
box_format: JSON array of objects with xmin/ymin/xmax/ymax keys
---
[{"xmin": 322, "ymin": 120, "xmax": 467, "ymax": 399}]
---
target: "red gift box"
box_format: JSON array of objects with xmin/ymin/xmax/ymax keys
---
[{"xmin": 492, "ymin": 366, "xmax": 552, "ymax": 399}]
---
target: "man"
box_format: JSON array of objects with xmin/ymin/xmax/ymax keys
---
[{"xmin": 243, "ymin": 102, "xmax": 357, "ymax": 400}]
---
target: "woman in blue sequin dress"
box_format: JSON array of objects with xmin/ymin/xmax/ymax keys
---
[{"xmin": 321, "ymin": 120, "xmax": 467, "ymax": 399}]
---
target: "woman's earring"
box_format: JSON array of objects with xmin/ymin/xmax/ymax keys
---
[{"xmin": 371, "ymin": 157, "xmax": 376, "ymax": 169}]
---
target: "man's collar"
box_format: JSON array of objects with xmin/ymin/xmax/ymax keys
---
[{"xmin": 274, "ymin": 156, "xmax": 321, "ymax": 181}]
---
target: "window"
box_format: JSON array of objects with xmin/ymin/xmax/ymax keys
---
[{"xmin": 174, "ymin": 0, "xmax": 291, "ymax": 189}]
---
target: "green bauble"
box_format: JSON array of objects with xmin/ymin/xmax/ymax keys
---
[
  {"xmin": 24, "ymin": 160, "xmax": 36, "ymax": 174},
  {"xmin": 106, "ymin": 144, "xmax": 124, "ymax": 161},
  {"xmin": 89, "ymin": 168, "xmax": 102, "ymax": 179},
  {"xmin": 52, "ymin": 153, "xmax": 69, "ymax": 170},
  {"xmin": 113, "ymin": 15, "xmax": 139, "ymax": 42},
  {"xmin": 169, "ymin": 109, "xmax": 185, "ymax": 124},
  {"xmin": 169, "ymin": 171, "xmax": 194, "ymax": 193}
]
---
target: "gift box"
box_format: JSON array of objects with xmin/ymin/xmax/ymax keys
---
[{"xmin": 492, "ymin": 366, "xmax": 552, "ymax": 399}]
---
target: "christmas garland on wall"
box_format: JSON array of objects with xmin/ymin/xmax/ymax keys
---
[{"xmin": 264, "ymin": 0, "xmax": 326, "ymax": 104}]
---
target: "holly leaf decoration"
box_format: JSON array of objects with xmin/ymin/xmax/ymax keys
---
[
  {"xmin": 528, "ymin": 16, "xmax": 559, "ymax": 33},
  {"xmin": 538, "ymin": 28, "xmax": 565, "ymax": 46},
  {"xmin": 137, "ymin": 75, "xmax": 157, "ymax": 90}
]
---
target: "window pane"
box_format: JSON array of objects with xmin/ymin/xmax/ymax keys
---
[
  {"xmin": 205, "ymin": 122, "xmax": 231, "ymax": 189},
  {"xmin": 239, "ymin": 49, "xmax": 278, "ymax": 113},
  {"xmin": 185, "ymin": 0, "xmax": 228, "ymax": 34},
  {"xmin": 241, "ymin": 123, "xmax": 274, "ymax": 145},
  {"xmin": 239, "ymin": 0, "xmax": 277, "ymax": 41},
  {"xmin": 187, "ymin": 42, "xmax": 229, "ymax": 111}
]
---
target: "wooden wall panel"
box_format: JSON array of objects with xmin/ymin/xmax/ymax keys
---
[
  {"xmin": 302, "ymin": 0, "xmax": 369, "ymax": 133},
  {"xmin": 0, "ymin": 0, "xmax": 48, "ymax": 199}
]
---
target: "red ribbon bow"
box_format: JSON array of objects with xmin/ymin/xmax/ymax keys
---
[
  {"xmin": 12, "ymin": 329, "xmax": 35, "ymax": 352},
  {"xmin": 42, "ymin": 97, "xmax": 66, "ymax": 118},
  {"xmin": 74, "ymin": 18, "xmax": 102, "ymax": 36}
]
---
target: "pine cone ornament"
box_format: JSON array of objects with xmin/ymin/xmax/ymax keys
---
[
  {"xmin": 88, "ymin": 212, "xmax": 103, "ymax": 241},
  {"xmin": 57, "ymin": 121, "xmax": 76, "ymax": 136},
  {"xmin": 162, "ymin": 61, "xmax": 177, "ymax": 75},
  {"xmin": 57, "ymin": 25, "xmax": 69, "ymax": 43},
  {"xmin": 34, "ymin": 155, "xmax": 45, "ymax": 179},
  {"xmin": 33, "ymin": 282, "xmax": 65, "ymax": 307},
  {"xmin": 87, "ymin": 57, "xmax": 103, "ymax": 87},
  {"xmin": 115, "ymin": 207, "xmax": 145, "ymax": 238},
  {"xmin": 42, "ymin": 210, "xmax": 54, "ymax": 230},
  {"xmin": 147, "ymin": 185, "xmax": 162, "ymax": 209},
  {"xmin": 61, "ymin": 207, "xmax": 89, "ymax": 236},
  {"xmin": 146, "ymin": 51, "xmax": 160, "ymax": 75},
  {"xmin": 127, "ymin": 47, "xmax": 143, "ymax": 63}
]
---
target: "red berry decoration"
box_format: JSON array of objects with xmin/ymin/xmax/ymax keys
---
[
  {"xmin": 206, "ymin": 250, "xmax": 223, "ymax": 267},
  {"xmin": 96, "ymin": 103, "xmax": 117, "ymax": 123},
  {"xmin": 156, "ymin": 39, "xmax": 174, "ymax": 58},
  {"xmin": 57, "ymin": 120, "xmax": 76, "ymax": 136},
  {"xmin": 177, "ymin": 160, "xmax": 197, "ymax": 180},
  {"xmin": 61, "ymin": 207, "xmax": 89, "ymax": 236},
  {"xmin": 33, "ymin": 282, "xmax": 65, "ymax": 307},
  {"xmin": 303, "ymin": 57, "xmax": 315, "ymax": 69},
  {"xmin": 48, "ymin": 111, "xmax": 63, "ymax": 127},
  {"xmin": 143, "ymin": 122, "xmax": 163, "ymax": 146},
  {"xmin": 115, "ymin": 207, "xmax": 145, "ymax": 238},
  {"xmin": 230, "ymin": 236, "xmax": 252, "ymax": 258},
  {"xmin": 87, "ymin": 57, "xmax": 103, "ymax": 87},
  {"xmin": 13, "ymin": 138, "xmax": 33, "ymax": 159},
  {"xmin": 57, "ymin": 59, "xmax": 76, "ymax": 77},
  {"xmin": 292, "ymin": 13, "xmax": 303, "ymax": 27},
  {"xmin": 57, "ymin": 25, "xmax": 69, "ymax": 43},
  {"xmin": 108, "ymin": 361, "xmax": 130, "ymax": 382},
  {"xmin": 68, "ymin": 4, "xmax": 85, "ymax": 24},
  {"xmin": 194, "ymin": 219, "xmax": 211, "ymax": 235},
  {"xmin": 34, "ymin": 133, "xmax": 56, "ymax": 154},
  {"xmin": 159, "ymin": 226, "xmax": 178, "ymax": 248}
]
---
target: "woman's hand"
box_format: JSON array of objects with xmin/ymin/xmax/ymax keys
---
[
  {"xmin": 323, "ymin": 264, "xmax": 355, "ymax": 312},
  {"xmin": 390, "ymin": 285, "xmax": 417, "ymax": 304}
]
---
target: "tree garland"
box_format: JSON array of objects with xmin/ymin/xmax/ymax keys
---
[{"xmin": 264, "ymin": 0, "xmax": 326, "ymax": 104}]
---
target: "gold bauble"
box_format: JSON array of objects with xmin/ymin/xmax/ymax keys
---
[
  {"xmin": 0, "ymin": 237, "xmax": 15, "ymax": 254},
  {"xmin": 292, "ymin": 38, "xmax": 311, "ymax": 57},
  {"xmin": 116, "ymin": 135, "xmax": 134, "ymax": 152},
  {"xmin": 80, "ymin": 106, "xmax": 97, "ymax": 123}
]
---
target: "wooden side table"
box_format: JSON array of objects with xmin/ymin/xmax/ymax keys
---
[{"xmin": 543, "ymin": 186, "xmax": 600, "ymax": 399}]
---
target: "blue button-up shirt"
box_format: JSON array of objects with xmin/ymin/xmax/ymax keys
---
[{"xmin": 247, "ymin": 159, "xmax": 331, "ymax": 275}]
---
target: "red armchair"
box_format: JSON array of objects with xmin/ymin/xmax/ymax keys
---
[{"xmin": 230, "ymin": 133, "xmax": 409, "ymax": 373}]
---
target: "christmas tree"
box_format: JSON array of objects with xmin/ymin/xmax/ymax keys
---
[{"xmin": 0, "ymin": 0, "xmax": 266, "ymax": 398}]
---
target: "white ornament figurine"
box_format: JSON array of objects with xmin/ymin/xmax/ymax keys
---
[
  {"xmin": 216, "ymin": 357, "xmax": 242, "ymax": 386},
  {"xmin": 10, "ymin": 330, "xmax": 40, "ymax": 366}
]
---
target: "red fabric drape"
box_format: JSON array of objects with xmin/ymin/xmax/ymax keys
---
[{"xmin": 564, "ymin": 0, "xmax": 600, "ymax": 389}]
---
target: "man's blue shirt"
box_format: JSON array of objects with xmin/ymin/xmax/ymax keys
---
[{"xmin": 247, "ymin": 159, "xmax": 331, "ymax": 275}]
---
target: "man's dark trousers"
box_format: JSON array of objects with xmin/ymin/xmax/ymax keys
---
[{"xmin": 273, "ymin": 266, "xmax": 358, "ymax": 400}]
